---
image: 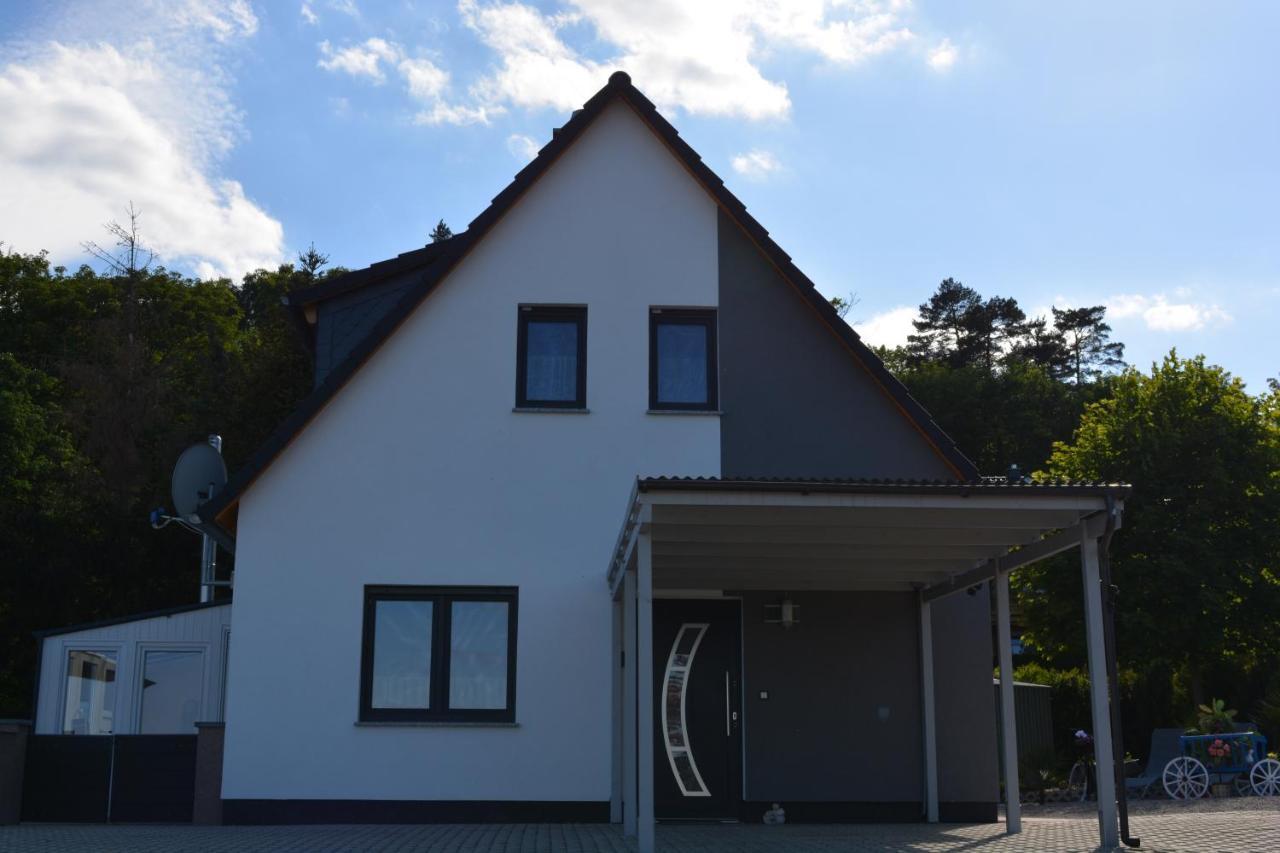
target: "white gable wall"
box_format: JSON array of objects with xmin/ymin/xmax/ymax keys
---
[{"xmin": 222, "ymin": 102, "xmax": 720, "ymax": 801}]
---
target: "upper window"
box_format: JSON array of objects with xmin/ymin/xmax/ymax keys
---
[
  {"xmin": 650, "ymin": 309, "xmax": 718, "ymax": 411},
  {"xmin": 62, "ymin": 649, "xmax": 117, "ymax": 735},
  {"xmin": 516, "ymin": 306, "xmax": 587, "ymax": 409},
  {"xmin": 360, "ymin": 586, "xmax": 518, "ymax": 723}
]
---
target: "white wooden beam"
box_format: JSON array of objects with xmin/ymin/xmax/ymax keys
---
[
  {"xmin": 922, "ymin": 514, "xmax": 1112, "ymax": 603},
  {"xmin": 636, "ymin": 523, "xmax": 656, "ymax": 853},
  {"xmin": 610, "ymin": 597, "xmax": 623, "ymax": 824},
  {"xmin": 920, "ymin": 595, "xmax": 938, "ymax": 823},
  {"xmin": 996, "ymin": 569, "xmax": 1021, "ymax": 834},
  {"xmin": 653, "ymin": 557, "xmax": 974, "ymax": 575},
  {"xmin": 651, "ymin": 505, "xmax": 1083, "ymax": 531},
  {"xmin": 652, "ymin": 542, "xmax": 1003, "ymax": 561},
  {"xmin": 622, "ymin": 570, "xmax": 637, "ymax": 837},
  {"xmin": 652, "ymin": 525, "xmax": 1033, "ymax": 547},
  {"xmin": 1081, "ymin": 533, "xmax": 1118, "ymax": 848},
  {"xmin": 648, "ymin": 491, "xmax": 1109, "ymax": 512}
]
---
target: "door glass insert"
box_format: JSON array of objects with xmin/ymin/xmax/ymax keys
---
[{"xmin": 662, "ymin": 623, "xmax": 711, "ymax": 797}]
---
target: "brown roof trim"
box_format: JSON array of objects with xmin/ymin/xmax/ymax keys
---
[{"xmin": 199, "ymin": 71, "xmax": 978, "ymax": 531}]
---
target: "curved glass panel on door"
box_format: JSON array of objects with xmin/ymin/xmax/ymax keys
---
[{"xmin": 661, "ymin": 623, "xmax": 710, "ymax": 797}]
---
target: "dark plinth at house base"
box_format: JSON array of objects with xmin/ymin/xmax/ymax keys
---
[
  {"xmin": 737, "ymin": 801, "xmax": 998, "ymax": 824},
  {"xmin": 222, "ymin": 799, "xmax": 612, "ymax": 825},
  {"xmin": 223, "ymin": 798, "xmax": 995, "ymax": 826}
]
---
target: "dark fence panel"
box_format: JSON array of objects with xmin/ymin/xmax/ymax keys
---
[
  {"xmin": 21, "ymin": 735, "xmax": 111, "ymax": 822},
  {"xmin": 21, "ymin": 734, "xmax": 197, "ymax": 823},
  {"xmin": 108, "ymin": 735, "xmax": 197, "ymax": 823}
]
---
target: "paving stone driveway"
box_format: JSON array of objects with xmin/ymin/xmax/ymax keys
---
[{"xmin": 1, "ymin": 804, "xmax": 1277, "ymax": 853}]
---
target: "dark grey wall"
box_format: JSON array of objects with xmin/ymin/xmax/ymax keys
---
[
  {"xmin": 741, "ymin": 591, "xmax": 923, "ymax": 801},
  {"xmin": 932, "ymin": 590, "xmax": 999, "ymax": 803},
  {"xmin": 740, "ymin": 589, "xmax": 998, "ymax": 806},
  {"xmin": 314, "ymin": 273, "xmax": 417, "ymax": 386},
  {"xmin": 717, "ymin": 210, "xmax": 954, "ymax": 480}
]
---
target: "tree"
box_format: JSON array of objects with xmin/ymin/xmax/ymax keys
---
[
  {"xmin": 829, "ymin": 292, "xmax": 859, "ymax": 320},
  {"xmin": 906, "ymin": 278, "xmax": 981, "ymax": 367},
  {"xmin": 0, "ymin": 237, "xmax": 321, "ymax": 716},
  {"xmin": 963, "ymin": 294, "xmax": 1026, "ymax": 372},
  {"xmin": 906, "ymin": 278, "xmax": 1026, "ymax": 371},
  {"xmin": 1015, "ymin": 353, "xmax": 1280, "ymax": 719},
  {"xmin": 1052, "ymin": 305, "xmax": 1125, "ymax": 384},
  {"xmin": 1012, "ymin": 316, "xmax": 1071, "ymax": 380},
  {"xmin": 430, "ymin": 219, "xmax": 453, "ymax": 243}
]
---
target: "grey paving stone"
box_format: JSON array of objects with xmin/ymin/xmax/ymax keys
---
[{"xmin": 1, "ymin": 805, "xmax": 1277, "ymax": 853}]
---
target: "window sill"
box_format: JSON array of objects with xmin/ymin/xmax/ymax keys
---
[
  {"xmin": 355, "ymin": 720, "xmax": 520, "ymax": 728},
  {"xmin": 512, "ymin": 407, "xmax": 590, "ymax": 414},
  {"xmin": 646, "ymin": 409, "xmax": 722, "ymax": 416}
]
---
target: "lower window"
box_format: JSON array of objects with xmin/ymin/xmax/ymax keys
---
[
  {"xmin": 139, "ymin": 649, "xmax": 205, "ymax": 734},
  {"xmin": 62, "ymin": 649, "xmax": 117, "ymax": 735},
  {"xmin": 360, "ymin": 586, "xmax": 518, "ymax": 723}
]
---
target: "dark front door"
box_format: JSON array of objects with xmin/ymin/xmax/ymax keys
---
[{"xmin": 653, "ymin": 599, "xmax": 742, "ymax": 820}]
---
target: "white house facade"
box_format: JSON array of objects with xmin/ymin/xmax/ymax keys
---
[{"xmin": 190, "ymin": 73, "xmax": 1131, "ymax": 849}]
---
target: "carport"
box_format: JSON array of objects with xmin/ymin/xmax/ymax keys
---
[{"xmin": 605, "ymin": 477, "xmax": 1131, "ymax": 853}]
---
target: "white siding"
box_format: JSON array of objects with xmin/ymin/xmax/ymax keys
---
[
  {"xmin": 35, "ymin": 603, "xmax": 232, "ymax": 735},
  {"xmin": 222, "ymin": 102, "xmax": 721, "ymax": 801}
]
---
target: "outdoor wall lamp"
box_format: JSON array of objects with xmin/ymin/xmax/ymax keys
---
[{"xmin": 763, "ymin": 596, "xmax": 799, "ymax": 629}]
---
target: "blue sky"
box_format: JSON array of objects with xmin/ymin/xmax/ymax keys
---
[{"xmin": 2, "ymin": 1, "xmax": 1277, "ymax": 390}]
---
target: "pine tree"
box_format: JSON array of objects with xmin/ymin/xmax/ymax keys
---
[{"xmin": 429, "ymin": 219, "xmax": 453, "ymax": 243}]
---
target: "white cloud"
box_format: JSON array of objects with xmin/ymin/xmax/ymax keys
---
[
  {"xmin": 506, "ymin": 133, "xmax": 541, "ymax": 162},
  {"xmin": 0, "ymin": 1, "xmax": 284, "ymax": 280},
  {"xmin": 318, "ymin": 38, "xmax": 487, "ymax": 123},
  {"xmin": 301, "ymin": 2, "xmax": 319, "ymax": 25},
  {"xmin": 927, "ymin": 37, "xmax": 957, "ymax": 71},
  {"xmin": 454, "ymin": 0, "xmax": 918, "ymax": 121},
  {"xmin": 329, "ymin": 0, "xmax": 361, "ymax": 18},
  {"xmin": 318, "ymin": 38, "xmax": 401, "ymax": 82},
  {"xmin": 731, "ymin": 149, "xmax": 781, "ymax": 180},
  {"xmin": 324, "ymin": 1, "xmax": 932, "ymax": 125},
  {"xmin": 856, "ymin": 305, "xmax": 917, "ymax": 348},
  {"xmin": 1108, "ymin": 293, "xmax": 1232, "ymax": 332}
]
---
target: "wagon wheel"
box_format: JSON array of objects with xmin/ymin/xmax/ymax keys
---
[
  {"xmin": 1163, "ymin": 756, "xmax": 1209, "ymax": 799},
  {"xmin": 1251, "ymin": 758, "xmax": 1280, "ymax": 797}
]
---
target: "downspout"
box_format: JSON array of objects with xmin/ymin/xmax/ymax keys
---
[{"xmin": 1100, "ymin": 495, "xmax": 1140, "ymax": 847}]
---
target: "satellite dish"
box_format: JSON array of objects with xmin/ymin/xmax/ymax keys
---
[{"xmin": 171, "ymin": 442, "xmax": 227, "ymax": 518}]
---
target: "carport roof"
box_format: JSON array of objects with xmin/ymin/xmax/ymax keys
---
[{"xmin": 609, "ymin": 477, "xmax": 1130, "ymax": 597}]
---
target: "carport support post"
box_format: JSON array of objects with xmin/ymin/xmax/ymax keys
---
[
  {"xmin": 919, "ymin": 594, "xmax": 938, "ymax": 823},
  {"xmin": 610, "ymin": 595, "xmax": 623, "ymax": 824},
  {"xmin": 1081, "ymin": 533, "xmax": 1119, "ymax": 849},
  {"xmin": 995, "ymin": 568, "xmax": 1021, "ymax": 833},
  {"xmin": 622, "ymin": 570, "xmax": 638, "ymax": 837},
  {"xmin": 636, "ymin": 522, "xmax": 656, "ymax": 853}
]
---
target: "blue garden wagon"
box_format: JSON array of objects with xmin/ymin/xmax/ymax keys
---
[{"xmin": 1162, "ymin": 732, "xmax": 1280, "ymax": 798}]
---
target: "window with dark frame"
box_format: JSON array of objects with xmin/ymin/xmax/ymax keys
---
[
  {"xmin": 649, "ymin": 308, "xmax": 718, "ymax": 411},
  {"xmin": 360, "ymin": 586, "xmax": 518, "ymax": 723},
  {"xmin": 516, "ymin": 306, "xmax": 587, "ymax": 409}
]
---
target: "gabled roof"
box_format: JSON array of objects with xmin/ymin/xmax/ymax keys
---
[{"xmin": 198, "ymin": 71, "xmax": 978, "ymax": 536}]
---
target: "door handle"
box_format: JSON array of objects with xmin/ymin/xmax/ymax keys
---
[{"xmin": 725, "ymin": 671, "xmax": 731, "ymax": 736}]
